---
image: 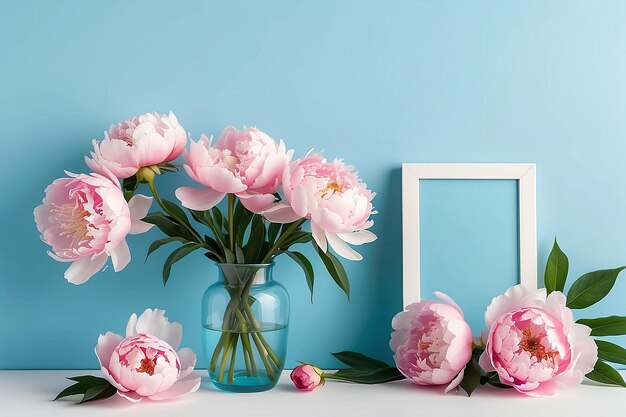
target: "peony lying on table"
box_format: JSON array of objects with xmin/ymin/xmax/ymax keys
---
[
  {"xmin": 295, "ymin": 240, "xmax": 626, "ymax": 396},
  {"xmin": 55, "ymin": 309, "xmax": 200, "ymax": 404}
]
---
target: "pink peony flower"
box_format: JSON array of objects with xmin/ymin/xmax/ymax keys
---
[
  {"xmin": 96, "ymin": 309, "xmax": 201, "ymax": 402},
  {"xmin": 175, "ymin": 126, "xmax": 292, "ymax": 212},
  {"xmin": 263, "ymin": 153, "xmax": 377, "ymax": 260},
  {"xmin": 479, "ymin": 285, "xmax": 597, "ymax": 397},
  {"xmin": 290, "ymin": 364, "xmax": 323, "ymax": 391},
  {"xmin": 390, "ymin": 292, "xmax": 473, "ymax": 391},
  {"xmin": 34, "ymin": 171, "xmax": 153, "ymax": 284},
  {"xmin": 86, "ymin": 111, "xmax": 187, "ymax": 179}
]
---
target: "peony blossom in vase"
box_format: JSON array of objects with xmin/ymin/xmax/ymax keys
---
[{"xmin": 35, "ymin": 115, "xmax": 377, "ymax": 393}]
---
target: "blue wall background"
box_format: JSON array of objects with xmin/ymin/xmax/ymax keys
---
[{"xmin": 1, "ymin": 0, "xmax": 626, "ymax": 370}]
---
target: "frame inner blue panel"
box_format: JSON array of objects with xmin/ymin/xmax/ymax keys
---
[{"xmin": 419, "ymin": 179, "xmax": 520, "ymax": 333}]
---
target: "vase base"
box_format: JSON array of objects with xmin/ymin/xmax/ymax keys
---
[{"xmin": 210, "ymin": 372, "xmax": 280, "ymax": 393}]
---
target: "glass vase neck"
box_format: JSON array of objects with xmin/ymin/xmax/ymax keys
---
[{"xmin": 216, "ymin": 263, "xmax": 274, "ymax": 286}]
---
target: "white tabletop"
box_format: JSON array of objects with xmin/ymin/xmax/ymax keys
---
[{"xmin": 0, "ymin": 370, "xmax": 625, "ymax": 417}]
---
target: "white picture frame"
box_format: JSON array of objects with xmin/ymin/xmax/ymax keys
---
[{"xmin": 401, "ymin": 163, "xmax": 537, "ymax": 307}]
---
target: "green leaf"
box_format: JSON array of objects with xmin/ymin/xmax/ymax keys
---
[
  {"xmin": 142, "ymin": 212, "xmax": 186, "ymax": 238},
  {"xmin": 245, "ymin": 215, "xmax": 266, "ymax": 263},
  {"xmin": 122, "ymin": 175, "xmax": 138, "ymax": 192},
  {"xmin": 54, "ymin": 376, "xmax": 117, "ymax": 404},
  {"xmin": 314, "ymin": 242, "xmax": 350, "ymax": 300},
  {"xmin": 281, "ymin": 251, "xmax": 315, "ymax": 302},
  {"xmin": 162, "ymin": 199, "xmax": 193, "ymax": 229},
  {"xmin": 458, "ymin": 358, "xmax": 481, "ymax": 397},
  {"xmin": 327, "ymin": 367, "xmax": 405, "ymax": 384},
  {"xmin": 78, "ymin": 384, "xmax": 117, "ymax": 404},
  {"xmin": 66, "ymin": 376, "xmax": 110, "ymax": 385},
  {"xmin": 212, "ymin": 207, "xmax": 225, "ymax": 231},
  {"xmin": 163, "ymin": 242, "xmax": 202, "ymax": 284},
  {"xmin": 331, "ymin": 351, "xmax": 390, "ymax": 370},
  {"xmin": 145, "ymin": 237, "xmax": 186, "ymax": 262},
  {"xmin": 566, "ymin": 267, "xmax": 626, "ymax": 309},
  {"xmin": 544, "ymin": 239, "xmax": 569, "ymax": 294},
  {"xmin": 596, "ymin": 340, "xmax": 626, "ymax": 365},
  {"xmin": 577, "ymin": 316, "xmax": 626, "ymax": 336},
  {"xmin": 54, "ymin": 383, "xmax": 88, "ymax": 401},
  {"xmin": 268, "ymin": 223, "xmax": 281, "ymax": 245},
  {"xmin": 586, "ymin": 359, "xmax": 626, "ymax": 387},
  {"xmin": 235, "ymin": 206, "xmax": 254, "ymax": 247},
  {"xmin": 278, "ymin": 231, "xmax": 312, "ymax": 249},
  {"xmin": 234, "ymin": 244, "xmax": 246, "ymax": 263},
  {"xmin": 479, "ymin": 372, "xmax": 512, "ymax": 389}
]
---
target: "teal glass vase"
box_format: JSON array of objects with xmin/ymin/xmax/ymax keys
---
[{"xmin": 202, "ymin": 263, "xmax": 289, "ymax": 392}]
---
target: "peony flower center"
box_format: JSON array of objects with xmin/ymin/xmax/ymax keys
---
[
  {"xmin": 320, "ymin": 180, "xmax": 344, "ymax": 198},
  {"xmin": 137, "ymin": 358, "xmax": 156, "ymax": 376},
  {"xmin": 518, "ymin": 328, "xmax": 557, "ymax": 362},
  {"xmin": 51, "ymin": 201, "xmax": 91, "ymax": 245}
]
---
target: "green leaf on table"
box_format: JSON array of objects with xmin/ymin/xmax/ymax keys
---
[
  {"xmin": 544, "ymin": 239, "xmax": 569, "ymax": 294},
  {"xmin": 577, "ymin": 316, "xmax": 626, "ymax": 336},
  {"xmin": 163, "ymin": 242, "xmax": 202, "ymax": 284},
  {"xmin": 314, "ymin": 242, "xmax": 350, "ymax": 300},
  {"xmin": 78, "ymin": 384, "xmax": 117, "ymax": 404},
  {"xmin": 586, "ymin": 359, "xmax": 626, "ymax": 387},
  {"xmin": 329, "ymin": 367, "xmax": 405, "ymax": 384},
  {"xmin": 145, "ymin": 237, "xmax": 186, "ymax": 262},
  {"xmin": 566, "ymin": 267, "xmax": 625, "ymax": 309},
  {"xmin": 54, "ymin": 375, "xmax": 117, "ymax": 404},
  {"xmin": 332, "ymin": 351, "xmax": 390, "ymax": 369},
  {"xmin": 479, "ymin": 372, "xmax": 512, "ymax": 389},
  {"xmin": 596, "ymin": 340, "xmax": 626, "ymax": 365},
  {"xmin": 281, "ymin": 251, "xmax": 315, "ymax": 302},
  {"xmin": 458, "ymin": 358, "xmax": 481, "ymax": 397}
]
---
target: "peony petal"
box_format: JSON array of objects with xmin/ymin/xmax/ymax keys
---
[
  {"xmin": 147, "ymin": 374, "xmax": 201, "ymax": 401},
  {"xmin": 262, "ymin": 202, "xmax": 303, "ymax": 223},
  {"xmin": 110, "ymin": 239, "xmax": 131, "ymax": 272},
  {"xmin": 311, "ymin": 222, "xmax": 327, "ymax": 253},
  {"xmin": 128, "ymin": 194, "xmax": 154, "ymax": 234},
  {"xmin": 479, "ymin": 350, "xmax": 496, "ymax": 372},
  {"xmin": 175, "ymin": 187, "xmax": 225, "ymax": 211},
  {"xmin": 95, "ymin": 332, "xmax": 123, "ymax": 369},
  {"xmin": 237, "ymin": 192, "xmax": 277, "ymax": 214},
  {"xmin": 176, "ymin": 347, "xmax": 197, "ymax": 379},
  {"xmin": 117, "ymin": 390, "xmax": 143, "ymax": 402},
  {"xmin": 484, "ymin": 285, "xmax": 546, "ymax": 328},
  {"xmin": 326, "ymin": 231, "xmax": 362, "ymax": 261},
  {"xmin": 444, "ymin": 368, "xmax": 465, "ymax": 393},
  {"xmin": 128, "ymin": 309, "xmax": 183, "ymax": 350},
  {"xmin": 64, "ymin": 253, "xmax": 108, "ymax": 285},
  {"xmin": 433, "ymin": 291, "xmax": 464, "ymax": 316},
  {"xmin": 337, "ymin": 230, "xmax": 377, "ymax": 246}
]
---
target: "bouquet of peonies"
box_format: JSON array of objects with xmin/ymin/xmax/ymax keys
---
[
  {"xmin": 35, "ymin": 111, "xmax": 377, "ymax": 398},
  {"xmin": 294, "ymin": 240, "xmax": 626, "ymax": 396}
]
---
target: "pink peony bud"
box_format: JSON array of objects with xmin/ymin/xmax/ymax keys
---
[{"xmin": 290, "ymin": 364, "xmax": 323, "ymax": 391}]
